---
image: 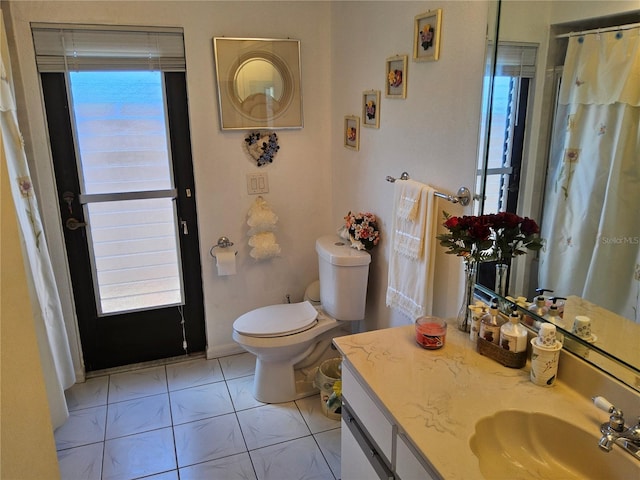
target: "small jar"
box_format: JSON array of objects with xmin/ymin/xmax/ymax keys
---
[{"xmin": 415, "ymin": 316, "xmax": 447, "ymax": 350}]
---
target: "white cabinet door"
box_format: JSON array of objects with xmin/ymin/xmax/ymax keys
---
[
  {"xmin": 341, "ymin": 419, "xmax": 383, "ymax": 480},
  {"xmin": 395, "ymin": 433, "xmax": 439, "ymax": 480},
  {"xmin": 342, "ymin": 362, "xmax": 395, "ymax": 462}
]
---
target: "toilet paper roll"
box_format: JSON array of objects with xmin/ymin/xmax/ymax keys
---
[{"xmin": 216, "ymin": 249, "xmax": 236, "ymax": 276}]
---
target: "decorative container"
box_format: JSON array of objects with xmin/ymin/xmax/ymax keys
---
[
  {"xmin": 494, "ymin": 263, "xmax": 509, "ymax": 297},
  {"xmin": 456, "ymin": 262, "xmax": 477, "ymax": 332},
  {"xmin": 477, "ymin": 337, "xmax": 527, "ymax": 369}
]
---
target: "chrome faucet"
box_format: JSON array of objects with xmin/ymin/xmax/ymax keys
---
[{"xmin": 593, "ymin": 396, "xmax": 640, "ymax": 461}]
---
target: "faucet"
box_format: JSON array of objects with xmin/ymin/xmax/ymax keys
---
[{"xmin": 593, "ymin": 396, "xmax": 640, "ymax": 461}]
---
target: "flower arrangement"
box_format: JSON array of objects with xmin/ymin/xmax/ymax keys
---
[
  {"xmin": 437, "ymin": 211, "xmax": 544, "ymax": 265},
  {"xmin": 388, "ymin": 69, "xmax": 403, "ymax": 88},
  {"xmin": 344, "ymin": 211, "xmax": 380, "ymax": 251},
  {"xmin": 243, "ymin": 131, "xmax": 280, "ymax": 167},
  {"xmin": 437, "ymin": 212, "xmax": 494, "ymax": 265},
  {"xmin": 485, "ymin": 211, "xmax": 544, "ymax": 264}
]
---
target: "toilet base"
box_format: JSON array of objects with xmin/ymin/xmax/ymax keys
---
[{"xmin": 252, "ymin": 335, "xmax": 347, "ymax": 403}]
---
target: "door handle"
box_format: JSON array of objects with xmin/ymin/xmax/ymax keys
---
[{"xmin": 66, "ymin": 218, "xmax": 87, "ymax": 231}]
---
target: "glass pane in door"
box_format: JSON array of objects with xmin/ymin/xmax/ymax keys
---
[
  {"xmin": 87, "ymin": 198, "xmax": 183, "ymax": 314},
  {"xmin": 70, "ymin": 71, "xmax": 173, "ymax": 194}
]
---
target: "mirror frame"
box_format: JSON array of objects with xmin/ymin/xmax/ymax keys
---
[
  {"xmin": 475, "ymin": 0, "xmax": 640, "ymax": 392},
  {"xmin": 213, "ymin": 37, "xmax": 303, "ymax": 130}
]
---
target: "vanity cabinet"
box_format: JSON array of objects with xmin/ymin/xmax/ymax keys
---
[
  {"xmin": 395, "ymin": 432, "xmax": 438, "ymax": 480},
  {"xmin": 341, "ymin": 361, "xmax": 440, "ymax": 480}
]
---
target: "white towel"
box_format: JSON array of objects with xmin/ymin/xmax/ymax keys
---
[
  {"xmin": 386, "ymin": 185, "xmax": 438, "ymax": 320},
  {"xmin": 392, "ymin": 180, "xmax": 430, "ymax": 259},
  {"xmin": 395, "ymin": 179, "xmax": 423, "ymax": 221}
]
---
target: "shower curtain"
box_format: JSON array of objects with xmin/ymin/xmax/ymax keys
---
[
  {"xmin": 1, "ymin": 10, "xmax": 75, "ymax": 427},
  {"xmin": 539, "ymin": 27, "xmax": 640, "ymax": 322}
]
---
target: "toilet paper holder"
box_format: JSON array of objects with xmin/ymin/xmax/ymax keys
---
[{"xmin": 210, "ymin": 236, "xmax": 238, "ymax": 258}]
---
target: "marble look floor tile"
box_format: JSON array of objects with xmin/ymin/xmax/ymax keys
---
[
  {"xmin": 102, "ymin": 427, "xmax": 176, "ymax": 480},
  {"xmin": 65, "ymin": 376, "xmax": 109, "ymax": 411},
  {"xmin": 219, "ymin": 352, "xmax": 256, "ymax": 380},
  {"xmin": 226, "ymin": 375, "xmax": 266, "ymax": 411},
  {"xmin": 179, "ymin": 452, "xmax": 257, "ymax": 480},
  {"xmin": 174, "ymin": 413, "xmax": 247, "ymax": 468},
  {"xmin": 296, "ymin": 395, "xmax": 341, "ymax": 434},
  {"xmin": 108, "ymin": 366, "xmax": 168, "ymax": 404},
  {"xmin": 314, "ymin": 428, "xmax": 341, "ymax": 479},
  {"xmin": 144, "ymin": 470, "xmax": 179, "ymax": 480},
  {"xmin": 169, "ymin": 381, "xmax": 234, "ymax": 425},
  {"xmin": 54, "ymin": 405, "xmax": 107, "ymax": 450},
  {"xmin": 166, "ymin": 358, "xmax": 224, "ymax": 391},
  {"xmin": 249, "ymin": 436, "xmax": 334, "ymax": 480},
  {"xmin": 56, "ymin": 442, "xmax": 104, "ymax": 480},
  {"xmin": 105, "ymin": 393, "xmax": 171, "ymax": 440},
  {"xmin": 236, "ymin": 402, "xmax": 311, "ymax": 450}
]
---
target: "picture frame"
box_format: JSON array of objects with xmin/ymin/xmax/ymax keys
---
[
  {"xmin": 362, "ymin": 90, "xmax": 381, "ymax": 129},
  {"xmin": 344, "ymin": 115, "xmax": 360, "ymax": 151},
  {"xmin": 413, "ymin": 9, "xmax": 442, "ymax": 62},
  {"xmin": 385, "ymin": 55, "xmax": 408, "ymax": 99},
  {"xmin": 213, "ymin": 37, "xmax": 303, "ymax": 130}
]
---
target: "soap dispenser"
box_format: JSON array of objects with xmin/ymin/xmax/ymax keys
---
[
  {"xmin": 544, "ymin": 297, "xmax": 566, "ymax": 327},
  {"xmin": 479, "ymin": 299, "xmax": 501, "ymax": 345},
  {"xmin": 526, "ymin": 288, "xmax": 553, "ymax": 327},
  {"xmin": 499, "ymin": 306, "xmax": 528, "ymax": 353}
]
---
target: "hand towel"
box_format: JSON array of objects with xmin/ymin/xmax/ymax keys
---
[
  {"xmin": 395, "ymin": 179, "xmax": 423, "ymax": 221},
  {"xmin": 392, "ymin": 180, "xmax": 429, "ymax": 260},
  {"xmin": 386, "ymin": 185, "xmax": 438, "ymax": 320}
]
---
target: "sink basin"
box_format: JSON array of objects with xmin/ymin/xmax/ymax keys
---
[{"xmin": 469, "ymin": 410, "xmax": 639, "ymax": 479}]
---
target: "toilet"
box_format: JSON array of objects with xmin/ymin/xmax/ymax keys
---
[{"xmin": 232, "ymin": 235, "xmax": 371, "ymax": 403}]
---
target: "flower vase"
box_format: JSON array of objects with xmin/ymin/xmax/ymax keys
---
[
  {"xmin": 457, "ymin": 262, "xmax": 478, "ymax": 332},
  {"xmin": 494, "ymin": 263, "xmax": 509, "ymax": 297}
]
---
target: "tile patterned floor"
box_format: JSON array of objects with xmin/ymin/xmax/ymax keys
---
[{"xmin": 56, "ymin": 353, "xmax": 341, "ymax": 480}]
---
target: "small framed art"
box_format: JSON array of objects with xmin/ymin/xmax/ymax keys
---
[
  {"xmin": 413, "ymin": 9, "xmax": 442, "ymax": 62},
  {"xmin": 385, "ymin": 55, "xmax": 408, "ymax": 99},
  {"xmin": 344, "ymin": 115, "xmax": 360, "ymax": 151},
  {"xmin": 362, "ymin": 90, "xmax": 381, "ymax": 128}
]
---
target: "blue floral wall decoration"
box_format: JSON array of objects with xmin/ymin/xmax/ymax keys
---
[{"xmin": 243, "ymin": 131, "xmax": 280, "ymax": 167}]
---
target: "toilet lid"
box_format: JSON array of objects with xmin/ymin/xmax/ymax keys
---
[{"xmin": 233, "ymin": 301, "xmax": 318, "ymax": 337}]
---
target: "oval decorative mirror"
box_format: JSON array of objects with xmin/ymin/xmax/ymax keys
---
[{"xmin": 214, "ymin": 37, "xmax": 303, "ymax": 130}]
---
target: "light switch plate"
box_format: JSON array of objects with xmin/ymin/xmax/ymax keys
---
[{"xmin": 246, "ymin": 173, "xmax": 269, "ymax": 194}]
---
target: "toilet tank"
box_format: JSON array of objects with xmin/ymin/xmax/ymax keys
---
[{"xmin": 316, "ymin": 235, "xmax": 371, "ymax": 321}]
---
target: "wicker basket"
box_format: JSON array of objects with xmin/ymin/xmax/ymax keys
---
[{"xmin": 477, "ymin": 337, "xmax": 527, "ymax": 369}]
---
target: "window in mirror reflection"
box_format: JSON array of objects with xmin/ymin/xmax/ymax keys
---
[{"xmin": 477, "ymin": 43, "xmax": 538, "ymax": 290}]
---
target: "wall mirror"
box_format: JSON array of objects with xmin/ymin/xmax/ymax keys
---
[
  {"xmin": 213, "ymin": 37, "xmax": 303, "ymax": 130},
  {"xmin": 476, "ymin": 0, "xmax": 640, "ymax": 392}
]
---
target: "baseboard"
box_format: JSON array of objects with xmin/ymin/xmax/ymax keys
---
[{"xmin": 207, "ymin": 343, "xmax": 245, "ymax": 359}]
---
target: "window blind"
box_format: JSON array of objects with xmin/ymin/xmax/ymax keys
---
[
  {"xmin": 488, "ymin": 41, "xmax": 538, "ymax": 78},
  {"xmin": 31, "ymin": 23, "xmax": 185, "ymax": 72}
]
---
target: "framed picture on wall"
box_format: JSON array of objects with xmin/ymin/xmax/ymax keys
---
[
  {"xmin": 385, "ymin": 55, "xmax": 407, "ymax": 99},
  {"xmin": 362, "ymin": 90, "xmax": 381, "ymax": 128},
  {"xmin": 413, "ymin": 9, "xmax": 442, "ymax": 62},
  {"xmin": 344, "ymin": 115, "xmax": 360, "ymax": 151}
]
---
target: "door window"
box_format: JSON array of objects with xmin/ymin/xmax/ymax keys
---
[{"xmin": 70, "ymin": 71, "xmax": 183, "ymax": 315}]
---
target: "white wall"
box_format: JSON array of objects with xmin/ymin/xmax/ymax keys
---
[
  {"xmin": 5, "ymin": 0, "xmax": 489, "ymax": 367},
  {"xmin": 330, "ymin": 1, "xmax": 488, "ymax": 328}
]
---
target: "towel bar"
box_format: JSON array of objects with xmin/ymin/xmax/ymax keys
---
[{"xmin": 385, "ymin": 171, "xmax": 472, "ymax": 206}]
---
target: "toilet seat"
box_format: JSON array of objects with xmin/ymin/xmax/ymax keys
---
[{"xmin": 233, "ymin": 301, "xmax": 318, "ymax": 338}]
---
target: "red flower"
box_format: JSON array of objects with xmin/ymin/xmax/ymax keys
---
[
  {"xmin": 469, "ymin": 222, "xmax": 491, "ymax": 241},
  {"xmin": 443, "ymin": 216, "xmax": 459, "ymax": 230},
  {"xmin": 521, "ymin": 217, "xmax": 540, "ymax": 236}
]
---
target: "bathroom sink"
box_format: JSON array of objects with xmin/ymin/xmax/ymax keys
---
[{"xmin": 469, "ymin": 410, "xmax": 638, "ymax": 479}]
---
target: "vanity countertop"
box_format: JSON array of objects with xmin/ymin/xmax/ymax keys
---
[{"xmin": 333, "ymin": 320, "xmax": 617, "ymax": 479}]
